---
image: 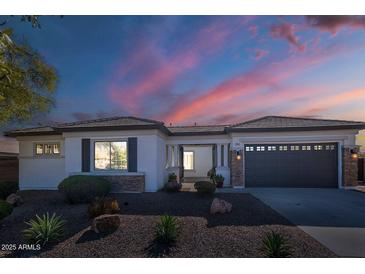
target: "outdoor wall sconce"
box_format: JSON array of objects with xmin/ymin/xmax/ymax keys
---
[
  {"xmin": 236, "ymin": 150, "xmax": 241, "ymax": 160},
  {"xmin": 350, "ymin": 149, "xmax": 358, "ymax": 159}
]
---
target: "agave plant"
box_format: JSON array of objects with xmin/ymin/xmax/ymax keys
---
[
  {"xmin": 23, "ymin": 212, "xmax": 66, "ymax": 247},
  {"xmin": 155, "ymin": 215, "xmax": 179, "ymax": 244},
  {"xmin": 262, "ymin": 231, "xmax": 291, "ymax": 258}
]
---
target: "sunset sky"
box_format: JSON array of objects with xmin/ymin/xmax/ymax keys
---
[{"xmin": 7, "ymin": 15, "xmax": 365, "ymax": 126}]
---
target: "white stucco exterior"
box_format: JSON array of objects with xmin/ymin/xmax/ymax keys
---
[{"xmin": 14, "ymin": 124, "xmax": 362, "ymax": 191}]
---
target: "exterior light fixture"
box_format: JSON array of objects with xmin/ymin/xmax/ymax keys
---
[
  {"xmin": 350, "ymin": 149, "xmax": 358, "ymax": 159},
  {"xmin": 236, "ymin": 150, "xmax": 241, "ymax": 160}
]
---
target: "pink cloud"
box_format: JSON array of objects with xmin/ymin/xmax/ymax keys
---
[
  {"xmin": 306, "ymin": 16, "xmax": 365, "ymax": 34},
  {"xmin": 159, "ymin": 41, "xmax": 364, "ymax": 124},
  {"xmin": 270, "ymin": 23, "xmax": 306, "ymax": 52},
  {"xmin": 254, "ymin": 49, "xmax": 269, "ymax": 60},
  {"xmin": 108, "ymin": 19, "xmax": 241, "ymax": 115}
]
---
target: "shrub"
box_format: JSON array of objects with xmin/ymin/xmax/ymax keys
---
[
  {"xmin": 194, "ymin": 181, "xmax": 216, "ymax": 194},
  {"xmin": 0, "ymin": 200, "xmax": 13, "ymax": 220},
  {"xmin": 168, "ymin": 173, "xmax": 177, "ymax": 182},
  {"xmin": 58, "ymin": 175, "xmax": 111, "ymax": 203},
  {"xmin": 155, "ymin": 215, "xmax": 179, "ymax": 244},
  {"xmin": 88, "ymin": 197, "xmax": 120, "ymax": 218},
  {"xmin": 262, "ymin": 231, "xmax": 291, "ymax": 258},
  {"xmin": 23, "ymin": 212, "xmax": 66, "ymax": 247},
  {"xmin": 0, "ymin": 181, "xmax": 19, "ymax": 200}
]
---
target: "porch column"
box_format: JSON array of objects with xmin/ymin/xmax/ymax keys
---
[
  {"xmin": 173, "ymin": 145, "xmax": 179, "ymax": 167},
  {"xmin": 167, "ymin": 145, "xmax": 173, "ymax": 167},
  {"xmin": 217, "ymin": 144, "xmax": 222, "ymax": 167},
  {"xmin": 223, "ymin": 144, "xmax": 228, "ymax": 167}
]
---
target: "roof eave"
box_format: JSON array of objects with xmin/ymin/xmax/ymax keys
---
[{"xmin": 227, "ymin": 124, "xmax": 365, "ymax": 133}]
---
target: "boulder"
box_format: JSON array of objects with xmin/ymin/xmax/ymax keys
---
[
  {"xmin": 6, "ymin": 193, "xmax": 23, "ymax": 207},
  {"xmin": 210, "ymin": 198, "xmax": 232, "ymax": 214},
  {"xmin": 91, "ymin": 214, "xmax": 120, "ymax": 233}
]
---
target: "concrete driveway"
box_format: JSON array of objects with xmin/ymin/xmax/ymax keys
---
[{"xmin": 247, "ymin": 188, "xmax": 365, "ymax": 257}]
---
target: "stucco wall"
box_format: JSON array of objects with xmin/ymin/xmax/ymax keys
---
[
  {"xmin": 63, "ymin": 130, "xmax": 165, "ymax": 192},
  {"xmin": 18, "ymin": 136, "xmax": 66, "ymax": 189},
  {"xmin": 183, "ymin": 145, "xmax": 212, "ymax": 177}
]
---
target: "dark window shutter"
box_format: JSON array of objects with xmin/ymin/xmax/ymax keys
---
[
  {"xmin": 81, "ymin": 139, "xmax": 90, "ymax": 172},
  {"xmin": 128, "ymin": 137, "xmax": 137, "ymax": 172}
]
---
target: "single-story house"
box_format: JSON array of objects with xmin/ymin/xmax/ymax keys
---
[{"xmin": 5, "ymin": 115, "xmax": 365, "ymax": 192}]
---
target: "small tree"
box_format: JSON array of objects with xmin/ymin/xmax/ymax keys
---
[{"xmin": 0, "ymin": 16, "xmax": 58, "ymax": 125}]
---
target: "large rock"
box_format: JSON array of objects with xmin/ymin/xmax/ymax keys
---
[
  {"xmin": 91, "ymin": 214, "xmax": 120, "ymax": 233},
  {"xmin": 6, "ymin": 193, "xmax": 23, "ymax": 207},
  {"xmin": 210, "ymin": 198, "xmax": 232, "ymax": 214}
]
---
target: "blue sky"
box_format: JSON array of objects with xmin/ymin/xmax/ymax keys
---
[{"xmin": 5, "ymin": 15, "xmax": 365, "ymax": 127}]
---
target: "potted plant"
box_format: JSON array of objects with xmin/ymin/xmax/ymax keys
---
[
  {"xmin": 168, "ymin": 173, "xmax": 177, "ymax": 182},
  {"xmin": 165, "ymin": 173, "xmax": 181, "ymax": 192},
  {"xmin": 214, "ymin": 174, "xmax": 224, "ymax": 188}
]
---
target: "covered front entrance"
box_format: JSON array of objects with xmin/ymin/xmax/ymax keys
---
[
  {"xmin": 181, "ymin": 144, "xmax": 214, "ymax": 191},
  {"xmin": 244, "ymin": 143, "xmax": 338, "ymax": 188},
  {"xmin": 165, "ymin": 142, "xmax": 231, "ymax": 190}
]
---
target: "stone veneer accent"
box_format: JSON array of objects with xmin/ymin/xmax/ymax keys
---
[
  {"xmin": 230, "ymin": 150, "xmax": 244, "ymax": 187},
  {"xmin": 342, "ymin": 147, "xmax": 359, "ymax": 187},
  {"xmin": 101, "ymin": 175, "xmax": 145, "ymax": 192}
]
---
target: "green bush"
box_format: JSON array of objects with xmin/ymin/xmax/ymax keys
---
[
  {"xmin": 88, "ymin": 197, "xmax": 120, "ymax": 218},
  {"xmin": 262, "ymin": 231, "xmax": 291, "ymax": 258},
  {"xmin": 0, "ymin": 200, "xmax": 13, "ymax": 220},
  {"xmin": 23, "ymin": 212, "xmax": 66, "ymax": 247},
  {"xmin": 155, "ymin": 215, "xmax": 179, "ymax": 244},
  {"xmin": 58, "ymin": 175, "xmax": 111, "ymax": 203},
  {"xmin": 0, "ymin": 181, "xmax": 19, "ymax": 199},
  {"xmin": 194, "ymin": 181, "xmax": 216, "ymax": 194}
]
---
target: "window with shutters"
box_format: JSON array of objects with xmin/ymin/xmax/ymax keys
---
[{"xmin": 94, "ymin": 141, "xmax": 127, "ymax": 170}]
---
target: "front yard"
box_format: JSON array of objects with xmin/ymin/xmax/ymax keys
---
[{"xmin": 0, "ymin": 190, "xmax": 336, "ymax": 257}]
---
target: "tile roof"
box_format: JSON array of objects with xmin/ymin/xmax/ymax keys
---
[
  {"xmin": 5, "ymin": 115, "xmax": 365, "ymax": 137},
  {"xmin": 56, "ymin": 116, "xmax": 164, "ymax": 129},
  {"xmin": 229, "ymin": 116, "xmax": 365, "ymax": 131}
]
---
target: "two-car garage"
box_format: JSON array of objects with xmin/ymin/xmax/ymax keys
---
[{"xmin": 244, "ymin": 143, "xmax": 338, "ymax": 188}]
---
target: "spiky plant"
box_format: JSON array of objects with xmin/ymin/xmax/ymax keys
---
[
  {"xmin": 262, "ymin": 231, "xmax": 291, "ymax": 258},
  {"xmin": 23, "ymin": 212, "xmax": 66, "ymax": 247},
  {"xmin": 155, "ymin": 215, "xmax": 179, "ymax": 244}
]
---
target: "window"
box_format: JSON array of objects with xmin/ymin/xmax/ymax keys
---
[
  {"xmin": 257, "ymin": 146, "xmax": 265, "ymax": 152},
  {"xmin": 35, "ymin": 143, "xmax": 60, "ymax": 155},
  {"xmin": 183, "ymin": 151, "xmax": 194, "ymax": 170},
  {"xmin": 268, "ymin": 146, "xmax": 276, "ymax": 151},
  {"xmin": 94, "ymin": 141, "xmax": 127, "ymax": 170},
  {"xmin": 314, "ymin": 145, "xmax": 323, "ymax": 151},
  {"xmin": 279, "ymin": 145, "xmax": 288, "ymax": 151},
  {"xmin": 245, "ymin": 146, "xmax": 254, "ymax": 152}
]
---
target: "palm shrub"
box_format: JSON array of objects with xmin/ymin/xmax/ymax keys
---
[
  {"xmin": 262, "ymin": 231, "xmax": 291, "ymax": 258},
  {"xmin": 23, "ymin": 212, "xmax": 66, "ymax": 247},
  {"xmin": 155, "ymin": 215, "xmax": 179, "ymax": 244}
]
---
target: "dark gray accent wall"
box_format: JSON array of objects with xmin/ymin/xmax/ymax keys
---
[
  {"xmin": 81, "ymin": 139, "xmax": 90, "ymax": 172},
  {"xmin": 128, "ymin": 137, "xmax": 137, "ymax": 172}
]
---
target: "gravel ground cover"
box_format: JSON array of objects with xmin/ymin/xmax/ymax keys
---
[{"xmin": 0, "ymin": 190, "xmax": 336, "ymax": 258}]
